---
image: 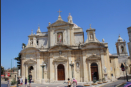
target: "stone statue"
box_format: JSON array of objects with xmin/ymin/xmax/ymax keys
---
[
  {"xmin": 104, "ymin": 67, "xmax": 107, "ymax": 73},
  {"xmin": 90, "ymin": 34, "xmax": 93, "ymax": 40},
  {"xmin": 102, "ymin": 39, "xmax": 105, "ymax": 43},
  {"xmin": 30, "ymin": 40, "xmax": 33, "ymax": 45}
]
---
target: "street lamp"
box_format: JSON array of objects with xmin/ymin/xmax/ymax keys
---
[
  {"xmin": 41, "ymin": 63, "xmax": 46, "ymax": 79},
  {"xmin": 70, "ymin": 60, "xmax": 74, "ymax": 79}
]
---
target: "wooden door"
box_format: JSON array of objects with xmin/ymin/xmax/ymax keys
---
[
  {"xmin": 57, "ymin": 64, "xmax": 65, "ymax": 80},
  {"xmin": 91, "ymin": 63, "xmax": 99, "ymax": 81}
]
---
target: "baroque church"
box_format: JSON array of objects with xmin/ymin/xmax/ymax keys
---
[{"xmin": 20, "ymin": 10, "xmax": 131, "ymax": 83}]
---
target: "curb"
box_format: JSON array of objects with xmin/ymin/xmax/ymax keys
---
[
  {"xmin": 99, "ymin": 80, "xmax": 118, "ymax": 87},
  {"xmin": 116, "ymin": 82, "xmax": 126, "ymax": 87}
]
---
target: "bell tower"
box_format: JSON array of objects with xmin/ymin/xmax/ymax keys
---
[
  {"xmin": 116, "ymin": 35, "xmax": 128, "ymax": 56},
  {"xmin": 85, "ymin": 24, "xmax": 100, "ymax": 43}
]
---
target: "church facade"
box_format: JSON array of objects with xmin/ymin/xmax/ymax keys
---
[{"xmin": 20, "ymin": 11, "xmax": 131, "ymax": 83}]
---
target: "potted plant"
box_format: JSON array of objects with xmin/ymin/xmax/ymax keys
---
[
  {"xmin": 84, "ymin": 82, "xmax": 90, "ymax": 86},
  {"xmin": 10, "ymin": 78, "xmax": 17, "ymax": 87},
  {"xmin": 102, "ymin": 78, "xmax": 107, "ymax": 83},
  {"xmin": 98, "ymin": 79, "xmax": 103, "ymax": 84},
  {"xmin": 92, "ymin": 80, "xmax": 97, "ymax": 85}
]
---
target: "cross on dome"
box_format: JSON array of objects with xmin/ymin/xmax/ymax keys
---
[{"xmin": 57, "ymin": 9, "xmax": 62, "ymax": 16}]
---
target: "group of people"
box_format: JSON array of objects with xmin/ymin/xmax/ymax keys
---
[
  {"xmin": 67, "ymin": 78, "xmax": 77, "ymax": 87},
  {"xmin": 18, "ymin": 77, "xmax": 31, "ymax": 87}
]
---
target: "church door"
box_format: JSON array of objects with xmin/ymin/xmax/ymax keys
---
[
  {"xmin": 91, "ymin": 63, "xmax": 99, "ymax": 81},
  {"xmin": 57, "ymin": 64, "xmax": 65, "ymax": 80}
]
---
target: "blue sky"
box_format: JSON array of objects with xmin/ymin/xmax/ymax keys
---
[{"xmin": 1, "ymin": 0, "xmax": 131, "ymax": 69}]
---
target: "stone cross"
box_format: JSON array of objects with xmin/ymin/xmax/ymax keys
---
[
  {"xmin": 57, "ymin": 9, "xmax": 62, "ymax": 16},
  {"xmin": 90, "ymin": 24, "xmax": 91, "ymax": 28}
]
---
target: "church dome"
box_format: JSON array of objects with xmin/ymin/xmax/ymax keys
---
[{"xmin": 117, "ymin": 35, "xmax": 123, "ymax": 42}]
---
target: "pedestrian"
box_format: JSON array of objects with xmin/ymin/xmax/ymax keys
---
[
  {"xmin": 25, "ymin": 77, "xmax": 27, "ymax": 87},
  {"xmin": 29, "ymin": 77, "xmax": 31, "ymax": 87},
  {"xmin": 18, "ymin": 78, "xmax": 20, "ymax": 87},
  {"xmin": 7, "ymin": 78, "xmax": 10, "ymax": 87},
  {"xmin": 68, "ymin": 78, "xmax": 71, "ymax": 87},
  {"xmin": 20, "ymin": 78, "xmax": 23, "ymax": 86},
  {"xmin": 72, "ymin": 78, "xmax": 77, "ymax": 87}
]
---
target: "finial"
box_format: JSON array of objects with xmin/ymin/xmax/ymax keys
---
[
  {"xmin": 90, "ymin": 24, "xmax": 91, "ymax": 29},
  {"xmin": 57, "ymin": 9, "xmax": 62, "ymax": 16},
  {"xmin": 69, "ymin": 13, "xmax": 71, "ymax": 16},
  {"xmin": 102, "ymin": 38, "xmax": 105, "ymax": 43},
  {"xmin": 119, "ymin": 34, "xmax": 120, "ymax": 37},
  {"xmin": 31, "ymin": 30, "xmax": 33, "ymax": 35},
  {"xmin": 49, "ymin": 22, "xmax": 51, "ymax": 26}
]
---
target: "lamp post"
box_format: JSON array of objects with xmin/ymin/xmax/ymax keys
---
[{"xmin": 70, "ymin": 60, "xmax": 74, "ymax": 79}]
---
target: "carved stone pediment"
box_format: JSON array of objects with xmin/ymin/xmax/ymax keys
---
[
  {"xmin": 24, "ymin": 59, "xmax": 37, "ymax": 65},
  {"xmin": 49, "ymin": 45, "xmax": 71, "ymax": 51},
  {"xmin": 86, "ymin": 54, "xmax": 101, "ymax": 60},
  {"xmin": 53, "ymin": 57, "xmax": 67, "ymax": 62},
  {"xmin": 82, "ymin": 42, "xmax": 106, "ymax": 49},
  {"xmin": 48, "ymin": 21, "xmax": 72, "ymax": 27}
]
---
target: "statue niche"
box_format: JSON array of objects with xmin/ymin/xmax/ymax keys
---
[{"xmin": 57, "ymin": 32, "xmax": 63, "ymax": 43}]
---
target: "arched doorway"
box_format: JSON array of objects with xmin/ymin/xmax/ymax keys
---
[
  {"xmin": 28, "ymin": 66, "xmax": 34, "ymax": 81},
  {"xmin": 91, "ymin": 63, "xmax": 99, "ymax": 81},
  {"xmin": 57, "ymin": 64, "xmax": 65, "ymax": 80}
]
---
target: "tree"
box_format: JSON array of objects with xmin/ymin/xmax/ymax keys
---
[
  {"xmin": 22, "ymin": 43, "xmax": 26, "ymax": 49},
  {"xmin": 1, "ymin": 66, "xmax": 4, "ymax": 75},
  {"xmin": 14, "ymin": 53, "xmax": 21, "ymax": 69}
]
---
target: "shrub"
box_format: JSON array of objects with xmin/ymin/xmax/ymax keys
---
[
  {"xmin": 99, "ymin": 79, "xmax": 101, "ymax": 82},
  {"xmin": 102, "ymin": 78, "xmax": 105, "ymax": 82},
  {"xmin": 11, "ymin": 79, "xmax": 17, "ymax": 85},
  {"xmin": 93, "ymin": 80, "xmax": 96, "ymax": 83}
]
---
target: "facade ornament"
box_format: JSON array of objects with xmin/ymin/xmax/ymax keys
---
[
  {"xmin": 22, "ymin": 45, "xmax": 25, "ymax": 49},
  {"xmin": 49, "ymin": 22, "xmax": 51, "ymax": 26},
  {"xmin": 102, "ymin": 38, "xmax": 105, "ymax": 43}
]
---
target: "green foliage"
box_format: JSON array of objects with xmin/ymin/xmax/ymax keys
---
[
  {"xmin": 1, "ymin": 66, "xmax": 4, "ymax": 75},
  {"xmin": 93, "ymin": 80, "xmax": 96, "ymax": 83},
  {"xmin": 11, "ymin": 79, "xmax": 17, "ymax": 85},
  {"xmin": 22, "ymin": 43, "xmax": 26, "ymax": 48},
  {"xmin": 102, "ymin": 78, "xmax": 105, "ymax": 81},
  {"xmin": 99, "ymin": 79, "xmax": 101, "ymax": 82}
]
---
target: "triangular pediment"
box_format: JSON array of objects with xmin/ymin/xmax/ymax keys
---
[
  {"xmin": 49, "ymin": 45, "xmax": 72, "ymax": 51},
  {"xmin": 86, "ymin": 54, "xmax": 101, "ymax": 60},
  {"xmin": 24, "ymin": 59, "xmax": 37, "ymax": 65},
  {"xmin": 53, "ymin": 56, "xmax": 67, "ymax": 62},
  {"xmin": 48, "ymin": 21, "xmax": 73, "ymax": 28},
  {"xmin": 81, "ymin": 42, "xmax": 107, "ymax": 49}
]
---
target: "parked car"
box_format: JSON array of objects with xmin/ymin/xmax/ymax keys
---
[{"xmin": 124, "ymin": 82, "xmax": 131, "ymax": 87}]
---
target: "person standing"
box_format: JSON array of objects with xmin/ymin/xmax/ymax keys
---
[
  {"xmin": 29, "ymin": 77, "xmax": 31, "ymax": 87},
  {"xmin": 72, "ymin": 78, "xmax": 77, "ymax": 87},
  {"xmin": 25, "ymin": 77, "xmax": 27, "ymax": 87},
  {"xmin": 20, "ymin": 78, "xmax": 23, "ymax": 86},
  {"xmin": 7, "ymin": 78, "xmax": 10, "ymax": 87},
  {"xmin": 18, "ymin": 78, "xmax": 20, "ymax": 87},
  {"xmin": 68, "ymin": 78, "xmax": 71, "ymax": 87}
]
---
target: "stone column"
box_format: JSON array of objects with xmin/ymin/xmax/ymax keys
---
[
  {"xmin": 49, "ymin": 58, "xmax": 54, "ymax": 82},
  {"xmin": 98, "ymin": 61, "xmax": 102, "ymax": 79},
  {"xmin": 36, "ymin": 58, "xmax": 41, "ymax": 83},
  {"xmin": 55, "ymin": 63, "xmax": 57, "ymax": 81},
  {"xmin": 88, "ymin": 62, "xmax": 91, "ymax": 81},
  {"xmin": 33, "ymin": 65, "xmax": 36, "ymax": 82},
  {"xmin": 68, "ymin": 57, "xmax": 72, "ymax": 79},
  {"xmin": 101, "ymin": 54, "xmax": 105, "ymax": 77},
  {"xmin": 83, "ymin": 56, "xmax": 88, "ymax": 82}
]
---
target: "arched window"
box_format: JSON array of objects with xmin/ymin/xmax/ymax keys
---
[
  {"xmin": 37, "ymin": 40, "xmax": 39, "ymax": 45},
  {"xmin": 121, "ymin": 46, "xmax": 124, "ymax": 53}
]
